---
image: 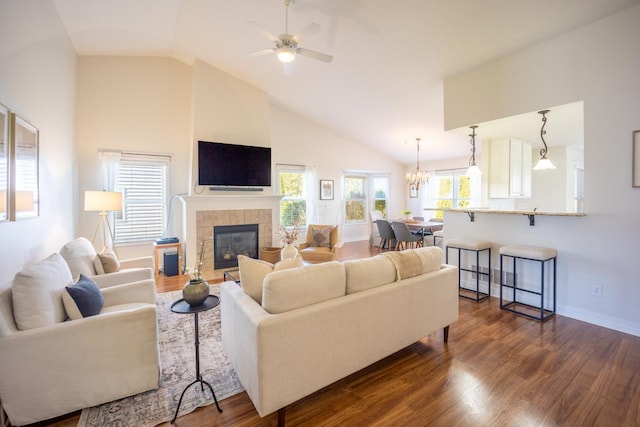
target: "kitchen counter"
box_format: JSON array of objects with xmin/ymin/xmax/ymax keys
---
[{"xmin": 424, "ymin": 207, "xmax": 585, "ymax": 226}]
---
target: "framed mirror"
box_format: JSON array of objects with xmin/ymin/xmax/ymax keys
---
[
  {"xmin": 0, "ymin": 104, "xmax": 8, "ymax": 222},
  {"xmin": 11, "ymin": 113, "xmax": 39, "ymax": 219}
]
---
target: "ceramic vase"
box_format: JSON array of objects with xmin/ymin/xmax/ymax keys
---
[
  {"xmin": 281, "ymin": 243, "xmax": 298, "ymax": 260},
  {"xmin": 182, "ymin": 279, "xmax": 209, "ymax": 306}
]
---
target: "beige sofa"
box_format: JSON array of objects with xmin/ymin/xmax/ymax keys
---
[
  {"xmin": 0, "ymin": 251, "xmax": 160, "ymax": 426},
  {"xmin": 221, "ymin": 246, "xmax": 458, "ymax": 425}
]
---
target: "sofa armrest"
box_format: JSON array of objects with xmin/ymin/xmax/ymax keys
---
[
  {"xmin": 119, "ymin": 256, "xmax": 154, "ymax": 270},
  {"xmin": 101, "ymin": 279, "xmax": 157, "ymax": 306},
  {"xmin": 297, "ymin": 243, "xmax": 310, "ymax": 250},
  {"xmin": 92, "ymin": 268, "xmax": 153, "ymax": 289}
]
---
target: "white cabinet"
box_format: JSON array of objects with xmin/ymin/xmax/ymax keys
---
[{"xmin": 489, "ymin": 138, "xmax": 532, "ymax": 198}]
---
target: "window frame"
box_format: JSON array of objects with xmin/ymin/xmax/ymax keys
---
[{"xmin": 276, "ymin": 164, "xmax": 309, "ymax": 227}]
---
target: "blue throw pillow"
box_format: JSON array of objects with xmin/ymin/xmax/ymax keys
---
[{"xmin": 62, "ymin": 274, "xmax": 104, "ymax": 319}]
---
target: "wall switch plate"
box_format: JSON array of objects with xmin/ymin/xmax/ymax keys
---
[{"xmin": 592, "ymin": 285, "xmax": 602, "ymax": 297}]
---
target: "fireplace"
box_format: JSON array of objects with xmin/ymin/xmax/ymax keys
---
[{"xmin": 213, "ymin": 224, "xmax": 259, "ymax": 269}]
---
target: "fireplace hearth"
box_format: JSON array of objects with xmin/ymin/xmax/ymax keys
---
[{"xmin": 213, "ymin": 224, "xmax": 259, "ymax": 269}]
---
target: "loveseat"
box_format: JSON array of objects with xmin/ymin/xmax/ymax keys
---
[
  {"xmin": 221, "ymin": 246, "xmax": 458, "ymax": 425},
  {"xmin": 0, "ymin": 249, "xmax": 160, "ymax": 425}
]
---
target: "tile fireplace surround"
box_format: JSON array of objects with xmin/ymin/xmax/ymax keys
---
[{"xmin": 177, "ymin": 195, "xmax": 282, "ymax": 278}]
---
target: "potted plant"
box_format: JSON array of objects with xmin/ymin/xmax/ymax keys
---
[
  {"xmin": 401, "ymin": 210, "xmax": 413, "ymax": 221},
  {"xmin": 278, "ymin": 223, "xmax": 300, "ymax": 260},
  {"xmin": 183, "ymin": 239, "xmax": 209, "ymax": 306}
]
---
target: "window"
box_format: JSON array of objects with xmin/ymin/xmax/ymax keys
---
[
  {"xmin": 114, "ymin": 153, "xmax": 170, "ymax": 244},
  {"xmin": 428, "ymin": 169, "xmax": 480, "ymax": 219},
  {"xmin": 372, "ymin": 176, "xmax": 389, "ymax": 219},
  {"xmin": 277, "ymin": 164, "xmax": 308, "ymax": 227},
  {"xmin": 344, "ymin": 175, "xmax": 366, "ymax": 223}
]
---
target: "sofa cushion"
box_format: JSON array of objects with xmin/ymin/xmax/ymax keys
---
[
  {"xmin": 262, "ymin": 261, "xmax": 346, "ymax": 314},
  {"xmin": 414, "ymin": 246, "xmax": 444, "ymax": 274},
  {"xmin": 62, "ymin": 274, "xmax": 104, "ymax": 319},
  {"xmin": 344, "ymin": 255, "xmax": 397, "ymax": 294},
  {"xmin": 237, "ymin": 255, "xmax": 303, "ymax": 304},
  {"xmin": 12, "ymin": 253, "xmax": 73, "ymax": 330},
  {"xmin": 59, "ymin": 237, "xmax": 98, "ymax": 279},
  {"xmin": 98, "ymin": 246, "xmax": 120, "ymax": 273}
]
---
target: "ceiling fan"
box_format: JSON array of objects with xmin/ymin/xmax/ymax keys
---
[{"xmin": 247, "ymin": 0, "xmax": 333, "ymax": 71}]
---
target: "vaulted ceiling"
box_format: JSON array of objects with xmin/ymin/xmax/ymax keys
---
[{"xmin": 52, "ymin": 0, "xmax": 639, "ymax": 165}]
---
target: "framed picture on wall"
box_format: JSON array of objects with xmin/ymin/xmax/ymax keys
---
[
  {"xmin": 634, "ymin": 130, "xmax": 640, "ymax": 188},
  {"xmin": 320, "ymin": 179, "xmax": 334, "ymax": 200},
  {"xmin": 409, "ymin": 185, "xmax": 418, "ymax": 198}
]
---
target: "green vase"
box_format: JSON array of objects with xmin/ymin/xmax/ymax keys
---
[{"xmin": 182, "ymin": 279, "xmax": 209, "ymax": 306}]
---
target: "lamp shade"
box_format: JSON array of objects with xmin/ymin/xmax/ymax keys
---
[{"xmin": 84, "ymin": 190, "xmax": 122, "ymax": 211}]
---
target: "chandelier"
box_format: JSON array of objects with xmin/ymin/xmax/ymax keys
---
[
  {"xmin": 533, "ymin": 109, "xmax": 556, "ymax": 170},
  {"xmin": 406, "ymin": 137, "xmax": 429, "ymax": 190},
  {"xmin": 466, "ymin": 125, "xmax": 482, "ymax": 176}
]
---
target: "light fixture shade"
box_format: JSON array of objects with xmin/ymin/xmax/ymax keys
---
[
  {"xmin": 84, "ymin": 190, "xmax": 122, "ymax": 211},
  {"xmin": 466, "ymin": 164, "xmax": 482, "ymax": 176},
  {"xmin": 533, "ymin": 157, "xmax": 556, "ymax": 170},
  {"xmin": 277, "ymin": 47, "xmax": 296, "ymax": 63}
]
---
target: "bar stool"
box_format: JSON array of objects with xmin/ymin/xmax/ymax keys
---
[
  {"xmin": 499, "ymin": 245, "xmax": 556, "ymax": 321},
  {"xmin": 432, "ymin": 230, "xmax": 444, "ymax": 248},
  {"xmin": 446, "ymin": 239, "xmax": 492, "ymax": 302}
]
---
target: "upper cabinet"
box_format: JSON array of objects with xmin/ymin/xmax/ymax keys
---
[{"xmin": 489, "ymin": 138, "xmax": 532, "ymax": 198}]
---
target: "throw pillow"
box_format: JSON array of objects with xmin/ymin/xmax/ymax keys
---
[
  {"xmin": 62, "ymin": 274, "xmax": 104, "ymax": 319},
  {"xmin": 12, "ymin": 253, "xmax": 73, "ymax": 330},
  {"xmin": 237, "ymin": 254, "xmax": 303, "ymax": 304},
  {"xmin": 310, "ymin": 226, "xmax": 332, "ymax": 247},
  {"xmin": 98, "ymin": 246, "xmax": 120, "ymax": 273}
]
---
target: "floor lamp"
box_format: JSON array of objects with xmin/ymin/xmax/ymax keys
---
[{"xmin": 84, "ymin": 190, "xmax": 122, "ymax": 253}]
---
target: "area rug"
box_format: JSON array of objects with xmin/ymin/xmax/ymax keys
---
[{"xmin": 78, "ymin": 285, "xmax": 244, "ymax": 427}]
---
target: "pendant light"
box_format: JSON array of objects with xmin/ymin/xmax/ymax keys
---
[
  {"xmin": 406, "ymin": 137, "xmax": 429, "ymax": 190},
  {"xmin": 533, "ymin": 109, "xmax": 556, "ymax": 170},
  {"xmin": 466, "ymin": 125, "xmax": 481, "ymax": 176}
]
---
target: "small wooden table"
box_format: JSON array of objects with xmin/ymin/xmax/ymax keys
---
[{"xmin": 153, "ymin": 242, "xmax": 183, "ymax": 281}]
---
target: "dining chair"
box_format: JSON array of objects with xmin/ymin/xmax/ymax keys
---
[
  {"xmin": 369, "ymin": 211, "xmax": 384, "ymax": 247},
  {"xmin": 391, "ymin": 221, "xmax": 423, "ymax": 250},
  {"xmin": 375, "ymin": 219, "xmax": 396, "ymax": 251}
]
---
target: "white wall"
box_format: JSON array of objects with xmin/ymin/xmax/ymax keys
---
[
  {"xmin": 270, "ymin": 105, "xmax": 406, "ymax": 243},
  {"xmin": 443, "ymin": 4, "xmax": 640, "ymax": 335},
  {"xmin": 0, "ymin": 1, "xmax": 76, "ymax": 287}
]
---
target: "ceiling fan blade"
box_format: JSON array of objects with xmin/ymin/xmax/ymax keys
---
[
  {"xmin": 292, "ymin": 22, "xmax": 321, "ymax": 43},
  {"xmin": 297, "ymin": 48, "xmax": 333, "ymax": 63},
  {"xmin": 244, "ymin": 48, "xmax": 276, "ymax": 58},
  {"xmin": 247, "ymin": 21, "xmax": 280, "ymax": 42}
]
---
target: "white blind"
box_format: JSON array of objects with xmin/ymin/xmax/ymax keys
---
[{"xmin": 114, "ymin": 153, "xmax": 170, "ymax": 244}]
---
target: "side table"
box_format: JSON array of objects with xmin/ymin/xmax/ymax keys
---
[{"xmin": 170, "ymin": 295, "xmax": 223, "ymax": 423}]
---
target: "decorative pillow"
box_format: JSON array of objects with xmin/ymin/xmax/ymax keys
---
[
  {"xmin": 12, "ymin": 253, "xmax": 73, "ymax": 330},
  {"xmin": 59, "ymin": 237, "xmax": 98, "ymax": 279},
  {"xmin": 93, "ymin": 255, "xmax": 105, "ymax": 275},
  {"xmin": 98, "ymin": 246, "xmax": 120, "ymax": 273},
  {"xmin": 62, "ymin": 274, "xmax": 104, "ymax": 319},
  {"xmin": 237, "ymin": 254, "xmax": 303, "ymax": 304},
  {"xmin": 309, "ymin": 226, "xmax": 332, "ymax": 247}
]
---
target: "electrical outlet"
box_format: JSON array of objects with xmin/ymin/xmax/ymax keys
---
[{"xmin": 592, "ymin": 285, "xmax": 602, "ymax": 297}]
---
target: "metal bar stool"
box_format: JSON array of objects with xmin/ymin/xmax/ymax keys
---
[
  {"xmin": 499, "ymin": 245, "xmax": 557, "ymax": 321},
  {"xmin": 446, "ymin": 239, "xmax": 492, "ymax": 302}
]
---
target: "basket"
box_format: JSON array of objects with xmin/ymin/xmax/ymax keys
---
[{"xmin": 260, "ymin": 246, "xmax": 281, "ymax": 264}]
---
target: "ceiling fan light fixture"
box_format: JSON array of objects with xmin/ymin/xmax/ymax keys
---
[{"xmin": 277, "ymin": 47, "xmax": 296, "ymax": 63}]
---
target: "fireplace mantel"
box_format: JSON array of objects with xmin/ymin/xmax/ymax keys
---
[{"xmin": 176, "ymin": 194, "xmax": 282, "ymax": 277}]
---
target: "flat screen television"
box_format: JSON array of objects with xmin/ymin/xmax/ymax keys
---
[{"xmin": 198, "ymin": 140, "xmax": 272, "ymax": 187}]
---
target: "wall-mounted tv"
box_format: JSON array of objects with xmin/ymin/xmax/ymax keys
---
[{"xmin": 198, "ymin": 140, "xmax": 272, "ymax": 187}]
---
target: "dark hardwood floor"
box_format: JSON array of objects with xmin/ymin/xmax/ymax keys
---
[{"xmin": 34, "ymin": 241, "xmax": 640, "ymax": 427}]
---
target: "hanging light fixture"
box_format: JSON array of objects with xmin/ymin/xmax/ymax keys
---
[
  {"xmin": 533, "ymin": 109, "xmax": 556, "ymax": 170},
  {"xmin": 406, "ymin": 137, "xmax": 429, "ymax": 190},
  {"xmin": 466, "ymin": 125, "xmax": 481, "ymax": 176}
]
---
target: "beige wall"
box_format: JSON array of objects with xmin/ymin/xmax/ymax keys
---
[{"xmin": 0, "ymin": 1, "xmax": 77, "ymax": 286}]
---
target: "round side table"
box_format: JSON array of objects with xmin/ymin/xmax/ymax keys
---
[{"xmin": 170, "ymin": 295, "xmax": 222, "ymax": 423}]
